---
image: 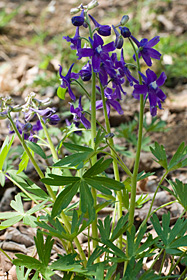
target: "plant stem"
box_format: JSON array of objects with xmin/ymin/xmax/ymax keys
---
[
  {"xmin": 100, "ymin": 82, "xmax": 123, "ymax": 249},
  {"xmin": 91, "ymin": 70, "xmax": 98, "ymax": 252},
  {"xmin": 40, "ymin": 118, "xmax": 59, "ymax": 161},
  {"xmin": 138, "ymin": 171, "xmax": 168, "ymax": 232},
  {"xmin": 128, "ymin": 94, "xmax": 144, "ymax": 230}
]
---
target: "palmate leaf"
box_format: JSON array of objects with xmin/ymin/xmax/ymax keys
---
[
  {"xmin": 151, "ymin": 212, "xmax": 187, "ymax": 254},
  {"xmin": 16, "ymin": 266, "xmax": 39, "ymax": 280},
  {"xmin": 168, "ymin": 179, "xmax": 187, "ymax": 210},
  {"xmin": 0, "ymin": 193, "xmax": 48, "ymax": 229},
  {"xmin": 150, "ymin": 142, "xmax": 168, "ymax": 169},
  {"xmin": 168, "ymin": 142, "xmax": 187, "ymax": 171},
  {"xmin": 53, "ymin": 152, "xmax": 93, "ymax": 169}
]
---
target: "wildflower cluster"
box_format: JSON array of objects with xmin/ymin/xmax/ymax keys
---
[
  {"xmin": 0, "ymin": 93, "xmax": 60, "ymax": 143},
  {"xmin": 60, "ymin": 2, "xmax": 167, "ymax": 127}
]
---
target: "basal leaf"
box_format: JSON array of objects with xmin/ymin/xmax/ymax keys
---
[
  {"xmin": 150, "ymin": 142, "xmax": 168, "ymax": 169},
  {"xmin": 0, "ymin": 135, "xmax": 15, "ymax": 170}
]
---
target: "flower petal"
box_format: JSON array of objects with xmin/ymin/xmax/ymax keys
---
[
  {"xmin": 146, "ymin": 36, "xmax": 160, "ymax": 48},
  {"xmin": 102, "ymin": 41, "xmax": 116, "ymax": 53},
  {"xmin": 146, "ymin": 69, "xmax": 157, "ymax": 84},
  {"xmin": 156, "ymin": 72, "xmax": 167, "ymax": 87},
  {"xmin": 147, "ymin": 48, "xmax": 161, "ymax": 60}
]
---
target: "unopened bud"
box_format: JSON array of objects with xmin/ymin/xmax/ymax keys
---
[
  {"xmin": 70, "ymin": 7, "xmax": 81, "ymax": 15},
  {"xmin": 87, "ymin": 0, "xmax": 99, "ymax": 10},
  {"xmin": 120, "ymin": 15, "xmax": 129, "ymax": 26}
]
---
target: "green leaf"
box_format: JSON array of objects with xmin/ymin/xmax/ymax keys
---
[
  {"xmin": 41, "ymin": 174, "xmax": 80, "ymax": 186},
  {"xmin": 17, "ymin": 151, "xmax": 30, "ymax": 173},
  {"xmin": 10, "ymin": 193, "xmax": 24, "ymax": 213},
  {"xmin": 150, "ymin": 142, "xmax": 168, "ymax": 169},
  {"xmin": 98, "ymin": 216, "xmax": 112, "ymax": 240},
  {"xmin": 51, "ymin": 182, "xmax": 79, "ymax": 218},
  {"xmin": 91, "ymin": 176, "xmax": 124, "ymax": 191},
  {"xmin": 0, "ymin": 172, "xmax": 5, "ymax": 187},
  {"xmin": 63, "ymin": 142, "xmax": 93, "ymax": 152},
  {"xmin": 85, "ymin": 178, "xmax": 112, "ymax": 195},
  {"xmin": 34, "ymin": 230, "xmax": 54, "ymax": 266},
  {"xmin": 14, "ymin": 255, "xmax": 42, "ymax": 270},
  {"xmin": 0, "ymin": 215, "xmax": 22, "ymax": 229},
  {"xmin": 83, "ymin": 157, "xmax": 113, "ymax": 177},
  {"xmin": 110, "ymin": 215, "xmax": 128, "ymax": 242},
  {"xmin": 80, "ymin": 181, "xmax": 94, "ymax": 216},
  {"xmin": 26, "ymin": 141, "xmax": 47, "ymax": 159},
  {"xmin": 169, "ymin": 179, "xmax": 187, "ymax": 209},
  {"xmin": 57, "ymin": 86, "xmax": 66, "ymax": 100},
  {"xmin": 168, "ymin": 142, "xmax": 187, "ymax": 171},
  {"xmin": 53, "ymin": 152, "xmax": 92, "ymax": 168},
  {"xmin": 0, "ymin": 135, "xmax": 15, "ymax": 170}
]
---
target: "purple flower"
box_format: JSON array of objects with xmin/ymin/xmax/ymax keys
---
[
  {"xmin": 89, "ymin": 14, "xmax": 111, "ymax": 36},
  {"xmin": 112, "ymin": 25, "xmax": 124, "ymax": 49},
  {"xmin": 96, "ymin": 87, "xmax": 123, "ymax": 117},
  {"xmin": 48, "ymin": 114, "xmax": 60, "ymax": 125},
  {"xmin": 131, "ymin": 36, "xmax": 161, "ymax": 66},
  {"xmin": 119, "ymin": 49, "xmax": 138, "ymax": 86},
  {"xmin": 119, "ymin": 26, "xmax": 131, "ymax": 38},
  {"xmin": 77, "ymin": 33, "xmax": 115, "ymax": 73},
  {"xmin": 63, "ymin": 27, "xmax": 81, "ymax": 51},
  {"xmin": 132, "ymin": 69, "xmax": 167, "ymax": 116},
  {"xmin": 79, "ymin": 62, "xmax": 92, "ymax": 81},
  {"xmin": 70, "ymin": 97, "xmax": 91, "ymax": 129},
  {"xmin": 59, "ymin": 63, "xmax": 79, "ymax": 101},
  {"xmin": 71, "ymin": 10, "xmax": 85, "ymax": 26},
  {"xmin": 31, "ymin": 108, "xmax": 56, "ymax": 119},
  {"xmin": 32, "ymin": 120, "xmax": 43, "ymax": 132}
]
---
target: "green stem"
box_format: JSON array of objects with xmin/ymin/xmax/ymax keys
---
[
  {"xmin": 91, "ymin": 70, "xmax": 98, "ymax": 252},
  {"xmin": 40, "ymin": 118, "xmax": 59, "ymax": 161},
  {"xmin": 145, "ymin": 248, "xmax": 164, "ymax": 274},
  {"xmin": 128, "ymin": 94, "xmax": 144, "ymax": 230},
  {"xmin": 159, "ymin": 250, "xmax": 166, "ymax": 274},
  {"xmin": 167, "ymin": 250, "xmax": 186, "ymax": 278},
  {"xmin": 0, "ymin": 248, "xmax": 12, "ymax": 262},
  {"xmin": 138, "ymin": 171, "xmax": 168, "ymax": 232},
  {"xmin": 99, "ymin": 82, "xmax": 123, "ymax": 249}
]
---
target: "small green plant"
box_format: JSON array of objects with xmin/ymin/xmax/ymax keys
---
[
  {"xmin": 0, "ymin": 7, "xmax": 19, "ymax": 30},
  {"xmin": 0, "ymin": 1, "xmax": 187, "ymax": 279}
]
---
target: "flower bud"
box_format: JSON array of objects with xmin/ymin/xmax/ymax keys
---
[
  {"xmin": 23, "ymin": 123, "xmax": 32, "ymax": 132},
  {"xmin": 87, "ymin": 0, "xmax": 99, "ymax": 10},
  {"xmin": 120, "ymin": 15, "xmax": 129, "ymax": 26},
  {"xmin": 119, "ymin": 26, "xmax": 131, "ymax": 38},
  {"xmin": 71, "ymin": 10, "xmax": 85, "ymax": 26},
  {"xmin": 70, "ymin": 7, "xmax": 81, "ymax": 15}
]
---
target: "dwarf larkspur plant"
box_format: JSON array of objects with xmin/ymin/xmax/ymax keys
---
[{"xmin": 0, "ymin": 1, "xmax": 187, "ymax": 279}]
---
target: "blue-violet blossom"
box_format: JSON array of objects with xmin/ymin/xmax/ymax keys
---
[
  {"xmin": 89, "ymin": 14, "xmax": 111, "ymax": 36},
  {"xmin": 133, "ymin": 69, "xmax": 167, "ymax": 116},
  {"xmin": 77, "ymin": 33, "xmax": 115, "ymax": 73},
  {"xmin": 70, "ymin": 97, "xmax": 91, "ymax": 129},
  {"xmin": 59, "ymin": 63, "xmax": 79, "ymax": 101},
  {"xmin": 131, "ymin": 35, "xmax": 161, "ymax": 66},
  {"xmin": 63, "ymin": 27, "xmax": 81, "ymax": 51},
  {"xmin": 71, "ymin": 10, "xmax": 85, "ymax": 26}
]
